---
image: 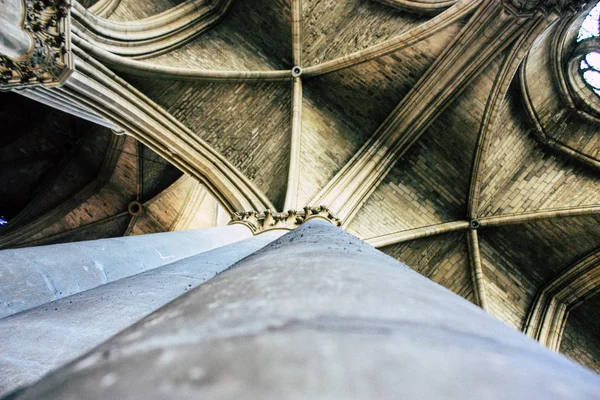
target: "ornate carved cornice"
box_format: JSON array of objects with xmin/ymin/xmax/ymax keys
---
[
  {"xmin": 229, "ymin": 206, "xmax": 342, "ymax": 235},
  {"xmin": 503, "ymin": 0, "xmax": 588, "ymax": 16},
  {"xmin": 0, "ymin": 0, "xmax": 73, "ymax": 90}
]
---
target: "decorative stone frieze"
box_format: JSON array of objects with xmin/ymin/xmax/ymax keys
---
[
  {"xmin": 229, "ymin": 206, "xmax": 342, "ymax": 234},
  {"xmin": 502, "ymin": 0, "xmax": 587, "ymax": 16},
  {"xmin": 0, "ymin": 0, "xmax": 73, "ymax": 90}
]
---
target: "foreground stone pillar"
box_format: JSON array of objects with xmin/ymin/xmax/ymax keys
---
[
  {"xmin": 7, "ymin": 220, "xmax": 600, "ymax": 399},
  {"xmin": 0, "ymin": 224, "xmax": 253, "ymax": 318},
  {"xmin": 0, "ymin": 230, "xmax": 284, "ymax": 396}
]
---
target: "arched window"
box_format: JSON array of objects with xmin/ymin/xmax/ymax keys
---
[
  {"xmin": 578, "ymin": 3, "xmax": 600, "ymax": 96},
  {"xmin": 578, "ymin": 3, "xmax": 600, "ymax": 42}
]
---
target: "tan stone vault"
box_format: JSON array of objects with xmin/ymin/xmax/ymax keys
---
[{"xmin": 0, "ymin": 0, "xmax": 600, "ymax": 397}]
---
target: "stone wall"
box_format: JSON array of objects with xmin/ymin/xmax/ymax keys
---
[
  {"xmin": 346, "ymin": 50, "xmax": 500, "ymax": 238},
  {"xmin": 381, "ymin": 232, "xmax": 474, "ymax": 302},
  {"xmin": 299, "ymin": 20, "xmax": 465, "ymax": 209},
  {"xmin": 479, "ymin": 86, "xmax": 600, "ymax": 217},
  {"xmin": 560, "ymin": 294, "xmax": 600, "ymax": 374},
  {"xmin": 479, "ymin": 216, "xmax": 600, "ymax": 330},
  {"xmin": 126, "ymin": 77, "xmax": 292, "ymax": 210}
]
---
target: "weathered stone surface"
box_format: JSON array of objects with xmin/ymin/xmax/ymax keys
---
[
  {"xmin": 0, "ymin": 229, "xmax": 283, "ymax": 396},
  {"xmin": 505, "ymin": 0, "xmax": 588, "ymax": 14},
  {"xmin": 0, "ymin": 224, "xmax": 252, "ymax": 318},
  {"xmin": 1, "ymin": 0, "xmax": 600, "ymax": 381},
  {"xmin": 7, "ymin": 221, "xmax": 600, "ymax": 399}
]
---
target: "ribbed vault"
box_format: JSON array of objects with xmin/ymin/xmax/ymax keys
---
[{"xmin": 1, "ymin": 0, "xmax": 599, "ymax": 373}]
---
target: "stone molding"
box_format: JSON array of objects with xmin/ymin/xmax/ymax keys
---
[
  {"xmin": 374, "ymin": 0, "xmax": 457, "ymax": 15},
  {"xmin": 310, "ymin": 0, "xmax": 553, "ymax": 227},
  {"xmin": 61, "ymin": 48, "xmax": 276, "ymax": 214},
  {"xmin": 524, "ymin": 248, "xmax": 600, "ymax": 351},
  {"xmin": 71, "ymin": 0, "xmax": 234, "ymax": 59},
  {"xmin": 0, "ymin": 0, "xmax": 73, "ymax": 90},
  {"xmin": 229, "ymin": 206, "xmax": 342, "ymax": 235},
  {"xmin": 546, "ymin": 4, "xmax": 600, "ymax": 122},
  {"xmin": 519, "ymin": 8, "xmax": 600, "ymax": 170}
]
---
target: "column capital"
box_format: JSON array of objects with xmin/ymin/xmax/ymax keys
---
[
  {"xmin": 229, "ymin": 206, "xmax": 342, "ymax": 235},
  {"xmin": 0, "ymin": 0, "xmax": 73, "ymax": 90}
]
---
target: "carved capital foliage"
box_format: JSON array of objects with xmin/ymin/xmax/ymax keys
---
[
  {"xmin": 0, "ymin": 0, "xmax": 73, "ymax": 90},
  {"xmin": 503, "ymin": 0, "xmax": 588, "ymax": 16},
  {"xmin": 229, "ymin": 206, "xmax": 342, "ymax": 234}
]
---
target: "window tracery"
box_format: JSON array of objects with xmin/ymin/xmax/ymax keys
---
[{"xmin": 577, "ymin": 3, "xmax": 599, "ymax": 41}]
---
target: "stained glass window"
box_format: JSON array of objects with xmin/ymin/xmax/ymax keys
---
[{"xmin": 578, "ymin": 3, "xmax": 600, "ymax": 96}]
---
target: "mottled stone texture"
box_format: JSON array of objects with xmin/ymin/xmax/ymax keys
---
[
  {"xmin": 522, "ymin": 22, "xmax": 600, "ymax": 167},
  {"xmin": 109, "ymin": 0, "xmax": 186, "ymax": 21},
  {"xmin": 7, "ymin": 221, "xmax": 600, "ymax": 399},
  {"xmin": 124, "ymin": 78, "xmax": 292, "ymax": 210},
  {"xmin": 143, "ymin": 0, "xmax": 291, "ymax": 70},
  {"xmin": 302, "ymin": 0, "xmax": 428, "ymax": 64},
  {"xmin": 0, "ymin": 230, "xmax": 283, "ymax": 396},
  {"xmin": 0, "ymin": 224, "xmax": 252, "ymax": 319}
]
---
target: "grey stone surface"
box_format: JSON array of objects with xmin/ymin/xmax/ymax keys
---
[
  {"xmin": 0, "ymin": 225, "xmax": 252, "ymax": 319},
  {"xmin": 0, "ymin": 0, "xmax": 31, "ymax": 59},
  {"xmin": 0, "ymin": 230, "xmax": 283, "ymax": 396},
  {"xmin": 6, "ymin": 220, "xmax": 600, "ymax": 399}
]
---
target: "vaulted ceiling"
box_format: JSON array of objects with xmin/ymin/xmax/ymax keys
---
[
  {"xmin": 0, "ymin": 93, "xmax": 227, "ymax": 248},
  {"xmin": 1, "ymin": 0, "xmax": 599, "ymax": 373}
]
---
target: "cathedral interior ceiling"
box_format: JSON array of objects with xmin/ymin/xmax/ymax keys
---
[{"xmin": 0, "ymin": 0, "xmax": 599, "ymax": 372}]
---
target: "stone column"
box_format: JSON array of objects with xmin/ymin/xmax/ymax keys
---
[
  {"xmin": 0, "ymin": 224, "xmax": 253, "ymax": 318},
  {"xmin": 8, "ymin": 220, "xmax": 600, "ymax": 399},
  {"xmin": 0, "ymin": 229, "xmax": 284, "ymax": 396}
]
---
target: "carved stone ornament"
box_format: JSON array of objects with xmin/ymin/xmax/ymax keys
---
[
  {"xmin": 229, "ymin": 206, "xmax": 342, "ymax": 234},
  {"xmin": 0, "ymin": 0, "xmax": 73, "ymax": 90},
  {"xmin": 502, "ymin": 0, "xmax": 588, "ymax": 16}
]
